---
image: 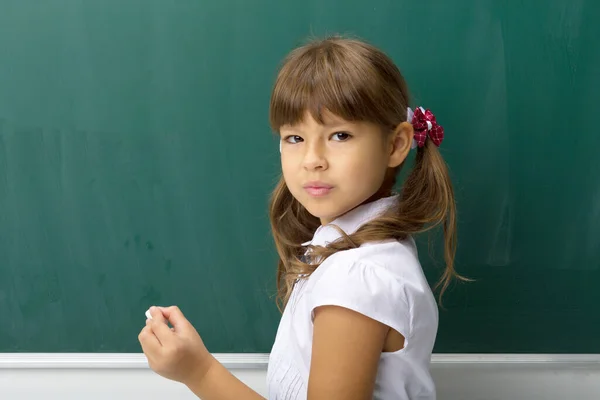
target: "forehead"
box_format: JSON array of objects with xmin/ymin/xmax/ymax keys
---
[{"xmin": 280, "ymin": 110, "xmax": 361, "ymax": 133}]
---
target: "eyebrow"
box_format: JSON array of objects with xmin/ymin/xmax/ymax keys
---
[{"xmin": 281, "ymin": 122, "xmax": 354, "ymax": 134}]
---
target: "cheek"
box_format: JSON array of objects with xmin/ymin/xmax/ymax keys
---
[
  {"xmin": 351, "ymin": 165, "xmax": 389, "ymax": 198},
  {"xmin": 280, "ymin": 158, "xmax": 293, "ymax": 180},
  {"xmin": 345, "ymin": 149, "xmax": 388, "ymax": 182},
  {"xmin": 353, "ymin": 164, "xmax": 388, "ymax": 192},
  {"xmin": 280, "ymin": 158, "xmax": 300, "ymax": 193}
]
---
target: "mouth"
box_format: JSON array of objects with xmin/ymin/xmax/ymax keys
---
[{"xmin": 303, "ymin": 181, "xmax": 334, "ymax": 197}]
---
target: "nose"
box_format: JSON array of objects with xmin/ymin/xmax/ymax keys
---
[{"xmin": 303, "ymin": 140, "xmax": 328, "ymax": 171}]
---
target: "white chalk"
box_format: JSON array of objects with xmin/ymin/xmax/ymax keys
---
[{"xmin": 145, "ymin": 309, "xmax": 153, "ymax": 320}]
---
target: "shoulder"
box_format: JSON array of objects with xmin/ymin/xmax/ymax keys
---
[
  {"xmin": 305, "ymin": 238, "xmax": 435, "ymax": 339},
  {"xmin": 312, "ymin": 237, "xmax": 429, "ymax": 291}
]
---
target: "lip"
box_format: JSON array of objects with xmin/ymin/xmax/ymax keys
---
[{"xmin": 303, "ymin": 181, "xmax": 334, "ymax": 197}]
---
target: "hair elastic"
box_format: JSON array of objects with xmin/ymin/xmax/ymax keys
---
[{"xmin": 407, "ymin": 107, "xmax": 444, "ymax": 148}]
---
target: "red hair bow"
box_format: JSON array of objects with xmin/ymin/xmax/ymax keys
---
[{"xmin": 411, "ymin": 107, "xmax": 444, "ymax": 148}]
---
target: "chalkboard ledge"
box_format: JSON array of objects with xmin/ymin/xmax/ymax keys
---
[
  {"xmin": 1, "ymin": 354, "xmax": 599, "ymax": 369},
  {"xmin": 0, "ymin": 353, "xmax": 270, "ymax": 369}
]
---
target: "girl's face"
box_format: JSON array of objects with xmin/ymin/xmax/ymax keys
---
[{"xmin": 279, "ymin": 110, "xmax": 413, "ymax": 225}]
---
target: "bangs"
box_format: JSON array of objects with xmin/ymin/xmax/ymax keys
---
[{"xmin": 269, "ymin": 39, "xmax": 399, "ymax": 131}]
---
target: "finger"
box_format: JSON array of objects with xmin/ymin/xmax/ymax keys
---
[
  {"xmin": 158, "ymin": 306, "xmax": 189, "ymax": 330},
  {"xmin": 143, "ymin": 317, "xmax": 169, "ymax": 347},
  {"xmin": 138, "ymin": 325, "xmax": 161, "ymax": 356},
  {"xmin": 150, "ymin": 306, "xmax": 168, "ymax": 325},
  {"xmin": 147, "ymin": 307, "xmax": 174, "ymax": 345},
  {"xmin": 150, "ymin": 318, "xmax": 175, "ymax": 345}
]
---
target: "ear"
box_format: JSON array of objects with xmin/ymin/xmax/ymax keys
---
[{"xmin": 387, "ymin": 121, "xmax": 414, "ymax": 168}]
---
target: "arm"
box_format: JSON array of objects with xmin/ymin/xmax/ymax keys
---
[
  {"xmin": 138, "ymin": 306, "xmax": 264, "ymax": 400},
  {"xmin": 307, "ymin": 305, "xmax": 390, "ymax": 400},
  {"xmin": 186, "ymin": 358, "xmax": 265, "ymax": 400},
  {"xmin": 190, "ymin": 306, "xmax": 389, "ymax": 400}
]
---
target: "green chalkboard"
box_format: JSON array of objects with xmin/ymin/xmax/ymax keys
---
[{"xmin": 1, "ymin": 0, "xmax": 599, "ymax": 353}]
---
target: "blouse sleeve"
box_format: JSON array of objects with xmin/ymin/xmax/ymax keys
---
[{"xmin": 309, "ymin": 260, "xmax": 412, "ymax": 339}]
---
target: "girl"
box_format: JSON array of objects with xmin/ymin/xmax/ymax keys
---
[{"xmin": 139, "ymin": 35, "xmax": 461, "ymax": 400}]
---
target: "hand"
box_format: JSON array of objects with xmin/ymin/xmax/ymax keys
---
[{"xmin": 138, "ymin": 306, "xmax": 215, "ymax": 386}]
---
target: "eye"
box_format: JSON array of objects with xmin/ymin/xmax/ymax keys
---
[
  {"xmin": 283, "ymin": 135, "xmax": 303, "ymax": 144},
  {"xmin": 331, "ymin": 131, "xmax": 352, "ymax": 141}
]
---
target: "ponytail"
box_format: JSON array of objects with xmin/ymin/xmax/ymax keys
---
[{"xmin": 400, "ymin": 140, "xmax": 465, "ymax": 302}]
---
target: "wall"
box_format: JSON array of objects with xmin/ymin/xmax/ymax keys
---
[{"xmin": 2, "ymin": 354, "xmax": 599, "ymax": 399}]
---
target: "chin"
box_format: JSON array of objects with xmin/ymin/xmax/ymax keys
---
[{"xmin": 301, "ymin": 201, "xmax": 346, "ymax": 224}]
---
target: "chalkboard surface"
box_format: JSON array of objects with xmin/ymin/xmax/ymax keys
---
[{"xmin": 1, "ymin": 0, "xmax": 599, "ymax": 353}]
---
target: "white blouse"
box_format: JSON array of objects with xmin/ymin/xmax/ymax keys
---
[{"xmin": 266, "ymin": 195, "xmax": 439, "ymax": 399}]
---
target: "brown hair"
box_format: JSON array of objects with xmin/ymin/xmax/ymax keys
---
[{"xmin": 268, "ymin": 35, "xmax": 466, "ymax": 311}]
